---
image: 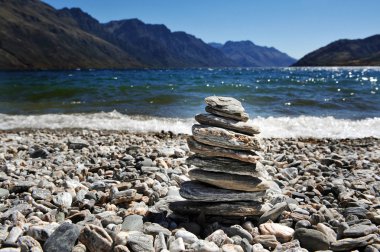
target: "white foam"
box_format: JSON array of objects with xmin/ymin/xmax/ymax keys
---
[{"xmin": 0, "ymin": 111, "xmax": 379, "ymax": 138}]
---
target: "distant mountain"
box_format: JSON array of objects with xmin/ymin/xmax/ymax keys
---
[
  {"xmin": 0, "ymin": 0, "xmax": 296, "ymax": 69},
  {"xmin": 211, "ymin": 41, "xmax": 296, "ymax": 67},
  {"xmin": 293, "ymin": 35, "xmax": 380, "ymax": 66},
  {"xmin": 0, "ymin": 0, "xmax": 140, "ymax": 70},
  {"xmin": 103, "ymin": 19, "xmax": 234, "ymax": 67}
]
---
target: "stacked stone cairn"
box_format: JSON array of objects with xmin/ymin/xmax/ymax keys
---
[{"xmin": 171, "ymin": 96, "xmax": 282, "ymax": 218}]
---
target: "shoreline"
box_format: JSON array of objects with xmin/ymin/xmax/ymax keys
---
[{"xmin": 0, "ymin": 129, "xmax": 379, "ymax": 251}]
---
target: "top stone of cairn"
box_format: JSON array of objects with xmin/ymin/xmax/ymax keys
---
[{"xmin": 205, "ymin": 96, "xmax": 249, "ymax": 122}]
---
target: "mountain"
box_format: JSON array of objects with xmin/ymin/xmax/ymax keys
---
[
  {"xmin": 293, "ymin": 35, "xmax": 380, "ymax": 66},
  {"xmin": 0, "ymin": 0, "xmax": 140, "ymax": 70},
  {"xmin": 103, "ymin": 19, "xmax": 235, "ymax": 67},
  {"xmin": 211, "ymin": 41, "xmax": 296, "ymax": 67}
]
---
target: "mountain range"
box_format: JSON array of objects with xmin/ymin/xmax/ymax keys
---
[
  {"xmin": 293, "ymin": 35, "xmax": 380, "ymax": 66},
  {"xmin": 0, "ymin": 0, "xmax": 296, "ymax": 70}
]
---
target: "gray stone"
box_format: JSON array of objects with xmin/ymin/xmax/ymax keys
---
[
  {"xmin": 0, "ymin": 248, "xmax": 21, "ymax": 252},
  {"xmin": 143, "ymin": 222, "xmax": 171, "ymax": 236},
  {"xmin": 5, "ymin": 226, "xmax": 23, "ymax": 244},
  {"xmin": 223, "ymin": 225, "xmax": 253, "ymax": 243},
  {"xmin": 114, "ymin": 245, "xmax": 131, "ymax": 252},
  {"xmin": 43, "ymin": 222, "xmax": 80, "ymax": 252},
  {"xmin": 343, "ymin": 224, "xmax": 378, "ymax": 238},
  {"xmin": 330, "ymin": 234, "xmax": 377, "ymax": 251},
  {"xmin": 186, "ymin": 155, "xmax": 267, "ymax": 177},
  {"xmin": 31, "ymin": 188, "xmax": 52, "ymax": 201},
  {"xmin": 316, "ymin": 223, "xmax": 337, "ymax": 243},
  {"xmin": 188, "ymin": 169, "xmax": 272, "ymax": 192},
  {"xmin": 205, "ymin": 229, "xmax": 229, "ymax": 247},
  {"xmin": 294, "ymin": 220, "xmax": 311, "ymax": 230},
  {"xmin": 259, "ymin": 202, "xmax": 289, "ymax": 224},
  {"xmin": 53, "ymin": 192, "xmax": 72, "ymax": 209},
  {"xmin": 221, "ymin": 244, "xmax": 244, "ymax": 252},
  {"xmin": 170, "ymin": 200, "xmax": 270, "ymax": 216},
  {"xmin": 68, "ymin": 138, "xmax": 89, "ymax": 149},
  {"xmin": 169, "ymin": 237, "xmax": 185, "ymax": 252},
  {"xmin": 293, "ymin": 228, "xmax": 330, "ymax": 252},
  {"xmin": 175, "ymin": 229, "xmax": 198, "ymax": 244},
  {"xmin": 195, "ymin": 113, "xmax": 259, "ymax": 135},
  {"xmin": 154, "ymin": 232, "xmax": 167, "ymax": 252},
  {"xmin": 121, "ymin": 214, "xmax": 143, "ymax": 232},
  {"xmin": 0, "ymin": 188, "xmax": 9, "ymax": 199},
  {"xmin": 28, "ymin": 222, "xmax": 60, "ymax": 241},
  {"xmin": 115, "ymin": 231, "xmax": 154, "ymax": 252},
  {"xmin": 190, "ymin": 239, "xmax": 219, "ymax": 252},
  {"xmin": 192, "ymin": 125, "xmax": 261, "ymax": 151},
  {"xmin": 187, "ymin": 137, "xmax": 260, "ymax": 163},
  {"xmin": 30, "ymin": 148, "xmax": 49, "ymax": 158},
  {"xmin": 17, "ymin": 236, "xmax": 43, "ymax": 252},
  {"xmin": 205, "ymin": 96, "xmax": 249, "ymax": 122},
  {"xmin": 179, "ymin": 181, "xmax": 267, "ymax": 202},
  {"xmin": 78, "ymin": 224, "xmax": 113, "ymax": 252}
]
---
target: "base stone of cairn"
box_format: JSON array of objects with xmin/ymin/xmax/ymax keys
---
[{"xmin": 170, "ymin": 96, "xmax": 283, "ymax": 217}]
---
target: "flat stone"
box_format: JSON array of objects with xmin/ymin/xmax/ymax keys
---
[
  {"xmin": 143, "ymin": 222, "xmax": 171, "ymax": 236},
  {"xmin": 175, "ymin": 229, "xmax": 198, "ymax": 244},
  {"xmin": 293, "ymin": 228, "xmax": 330, "ymax": 252},
  {"xmin": 186, "ymin": 155, "xmax": 267, "ymax": 177},
  {"xmin": 259, "ymin": 202, "xmax": 289, "ymax": 224},
  {"xmin": 192, "ymin": 125, "xmax": 261, "ymax": 151},
  {"xmin": 43, "ymin": 222, "xmax": 80, "ymax": 252},
  {"xmin": 253, "ymin": 235, "xmax": 279, "ymax": 249},
  {"xmin": 330, "ymin": 234, "xmax": 377, "ymax": 251},
  {"xmin": 32, "ymin": 188, "xmax": 52, "ymax": 201},
  {"xmin": 205, "ymin": 96, "xmax": 249, "ymax": 122},
  {"xmin": 188, "ymin": 169, "xmax": 272, "ymax": 192},
  {"xmin": 0, "ymin": 189, "xmax": 10, "ymax": 199},
  {"xmin": 316, "ymin": 223, "xmax": 337, "ymax": 243},
  {"xmin": 195, "ymin": 113, "xmax": 259, "ymax": 135},
  {"xmin": 5, "ymin": 226, "xmax": 23, "ymax": 244},
  {"xmin": 343, "ymin": 224, "xmax": 378, "ymax": 238},
  {"xmin": 187, "ymin": 137, "xmax": 260, "ymax": 163},
  {"xmin": 78, "ymin": 224, "xmax": 113, "ymax": 252},
  {"xmin": 221, "ymin": 244, "xmax": 244, "ymax": 252},
  {"xmin": 115, "ymin": 231, "xmax": 154, "ymax": 252},
  {"xmin": 154, "ymin": 232, "xmax": 167, "ymax": 251},
  {"xmin": 28, "ymin": 223, "xmax": 60, "ymax": 242},
  {"xmin": 190, "ymin": 239, "xmax": 219, "ymax": 252},
  {"xmin": 0, "ymin": 248, "xmax": 21, "ymax": 252},
  {"xmin": 169, "ymin": 237, "xmax": 185, "ymax": 252},
  {"xmin": 223, "ymin": 225, "xmax": 253, "ymax": 243},
  {"xmin": 121, "ymin": 214, "xmax": 143, "ymax": 232},
  {"xmin": 17, "ymin": 236, "xmax": 43, "ymax": 252},
  {"xmin": 53, "ymin": 192, "xmax": 72, "ymax": 209},
  {"xmin": 259, "ymin": 222, "xmax": 294, "ymax": 243},
  {"xmin": 30, "ymin": 148, "xmax": 49, "ymax": 158},
  {"xmin": 68, "ymin": 138, "xmax": 89, "ymax": 149},
  {"xmin": 170, "ymin": 201, "xmax": 270, "ymax": 216},
  {"xmin": 179, "ymin": 181, "xmax": 267, "ymax": 202},
  {"xmin": 205, "ymin": 230, "xmax": 229, "ymax": 247}
]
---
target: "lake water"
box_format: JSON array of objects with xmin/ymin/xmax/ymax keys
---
[{"xmin": 0, "ymin": 67, "xmax": 379, "ymax": 138}]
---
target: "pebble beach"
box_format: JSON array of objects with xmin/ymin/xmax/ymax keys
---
[{"xmin": 0, "ymin": 127, "xmax": 379, "ymax": 252}]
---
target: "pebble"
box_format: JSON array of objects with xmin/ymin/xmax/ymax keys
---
[
  {"xmin": 293, "ymin": 228, "xmax": 330, "ymax": 251},
  {"xmin": 43, "ymin": 222, "xmax": 80, "ymax": 252},
  {"xmin": 259, "ymin": 222, "xmax": 294, "ymax": 243}
]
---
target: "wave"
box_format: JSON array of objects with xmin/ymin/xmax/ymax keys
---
[{"xmin": 0, "ymin": 111, "xmax": 379, "ymax": 138}]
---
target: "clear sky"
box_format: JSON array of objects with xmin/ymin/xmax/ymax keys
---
[{"xmin": 43, "ymin": 0, "xmax": 380, "ymax": 59}]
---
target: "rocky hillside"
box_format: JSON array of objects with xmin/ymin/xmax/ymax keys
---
[
  {"xmin": 293, "ymin": 35, "xmax": 380, "ymax": 66},
  {"xmin": 0, "ymin": 0, "xmax": 140, "ymax": 70},
  {"xmin": 0, "ymin": 0, "xmax": 296, "ymax": 69},
  {"xmin": 213, "ymin": 41, "xmax": 296, "ymax": 67}
]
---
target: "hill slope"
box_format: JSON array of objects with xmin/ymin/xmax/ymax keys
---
[
  {"xmin": 0, "ymin": 0, "xmax": 140, "ymax": 70},
  {"xmin": 211, "ymin": 41, "xmax": 296, "ymax": 67},
  {"xmin": 293, "ymin": 35, "xmax": 380, "ymax": 66}
]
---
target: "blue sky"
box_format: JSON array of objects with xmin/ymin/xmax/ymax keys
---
[{"xmin": 44, "ymin": 0, "xmax": 380, "ymax": 59}]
